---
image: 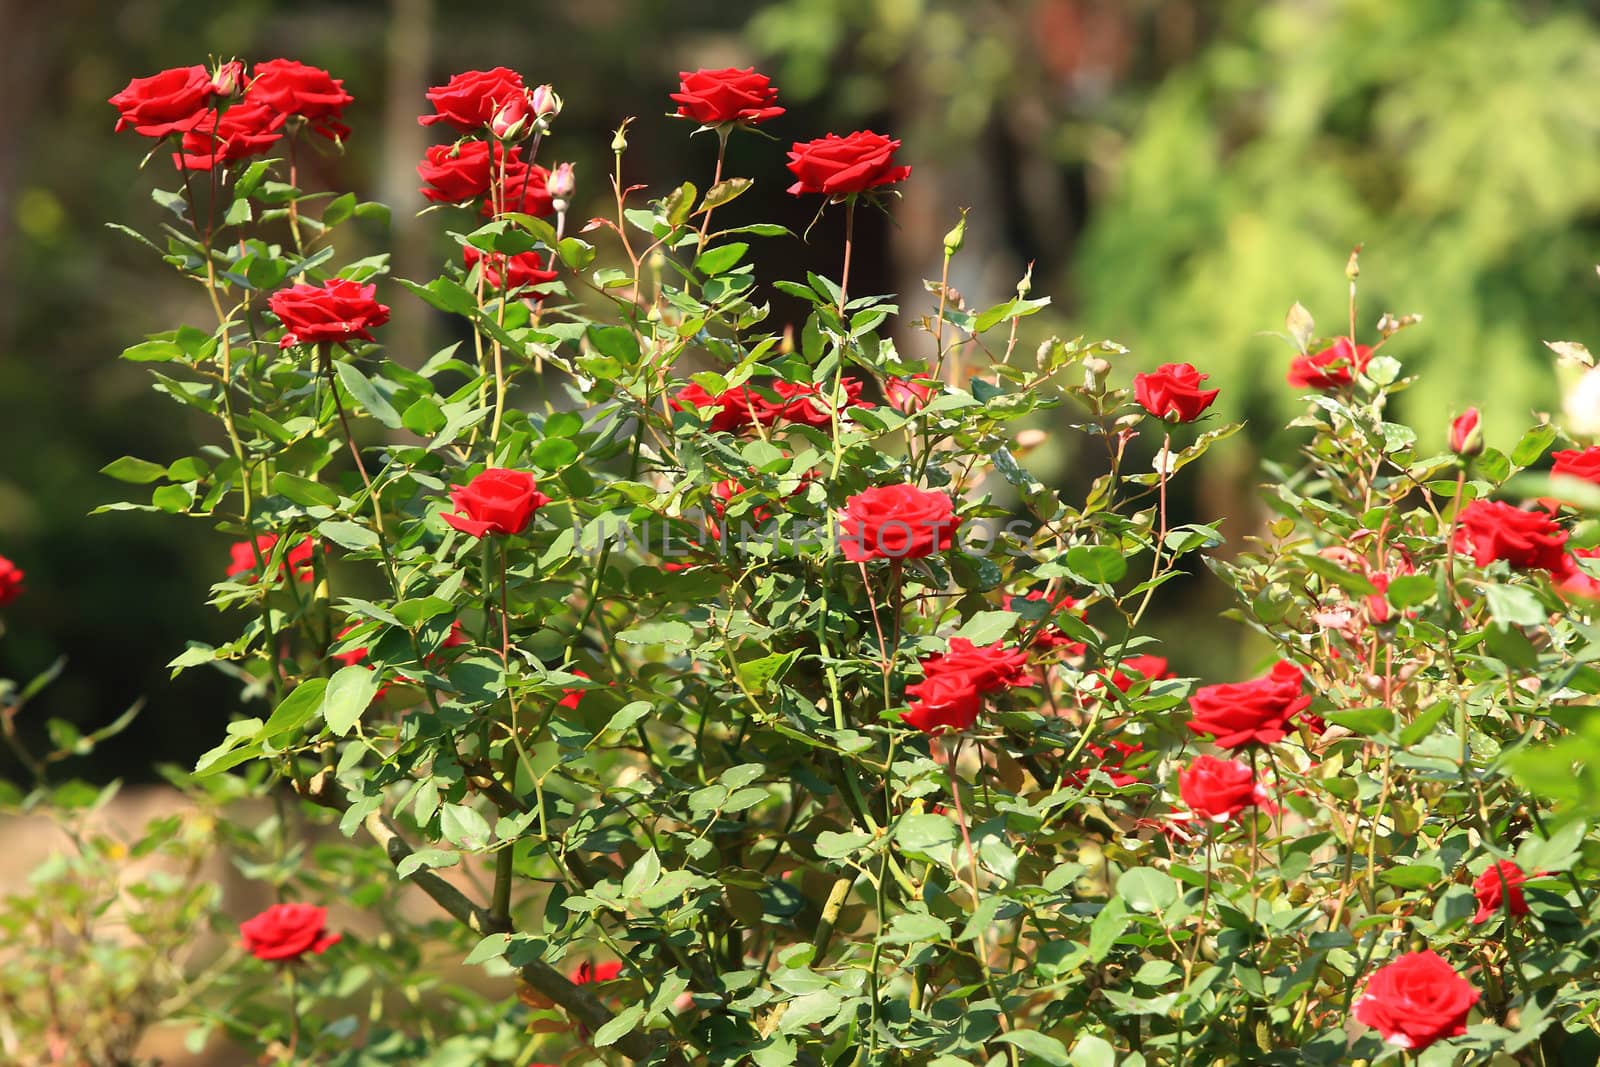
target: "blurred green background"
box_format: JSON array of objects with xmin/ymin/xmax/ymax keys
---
[{"xmin": 4, "ymin": 0, "xmax": 1599, "ymax": 779}]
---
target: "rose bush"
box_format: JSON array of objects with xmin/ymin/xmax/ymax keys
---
[{"xmin": 90, "ymin": 52, "xmax": 1600, "ymax": 1067}]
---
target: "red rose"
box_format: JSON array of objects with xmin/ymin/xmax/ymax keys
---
[
  {"xmin": 239, "ymin": 902, "xmax": 341, "ymax": 962},
  {"xmin": 1287, "ymin": 337, "xmax": 1373, "ymax": 390},
  {"xmin": 1449, "ymin": 408, "xmax": 1482, "ymax": 457},
  {"xmin": 786, "ymin": 131, "xmax": 911, "ymax": 197},
  {"xmin": 463, "ymin": 245, "xmax": 558, "ymax": 293},
  {"xmin": 1552, "ymin": 446, "xmax": 1600, "ymax": 485},
  {"xmin": 919, "ymin": 638, "xmax": 1029, "ymax": 692},
  {"xmin": 558, "ymin": 669, "xmax": 591, "ymax": 711},
  {"xmin": 1067, "ymin": 741, "xmax": 1143, "ymax": 788},
  {"xmin": 1006, "ymin": 590, "xmax": 1086, "ymax": 656},
  {"xmin": 1103, "ymin": 655, "xmax": 1172, "ymax": 693},
  {"xmin": 572, "ymin": 959, "xmax": 624, "ymax": 984},
  {"xmin": 1134, "ymin": 362, "xmax": 1220, "ymax": 423},
  {"xmin": 1186, "ymin": 668, "xmax": 1312, "ymax": 748},
  {"xmin": 1177, "ymin": 754, "xmax": 1265, "ymax": 823},
  {"xmin": 1557, "ymin": 546, "xmax": 1600, "ymax": 599},
  {"xmin": 442, "ymin": 469, "xmax": 550, "ymax": 538},
  {"xmin": 884, "ymin": 375, "xmax": 937, "ymax": 414},
  {"xmin": 838, "ymin": 484, "xmax": 957, "ymax": 562},
  {"xmin": 418, "ymin": 140, "xmax": 504, "ymax": 204},
  {"xmin": 671, "ymin": 68, "xmax": 784, "ymax": 126},
  {"xmin": 173, "ymin": 102, "xmax": 285, "ymax": 171},
  {"xmin": 1472, "ymin": 860, "xmax": 1530, "ymax": 924},
  {"xmin": 749, "ymin": 379, "xmax": 870, "ymax": 428},
  {"xmin": 1453, "ymin": 499, "xmax": 1569, "ymax": 573},
  {"xmin": 269, "ymin": 278, "xmax": 390, "ymax": 349},
  {"xmin": 486, "ymin": 160, "xmax": 556, "ymax": 218},
  {"xmin": 443, "ymin": 620, "xmax": 470, "ymax": 649},
  {"xmin": 902, "ymin": 673, "xmax": 983, "ymax": 735},
  {"xmin": 1353, "ymin": 950, "xmax": 1479, "ymax": 1051},
  {"xmin": 109, "ymin": 65, "xmax": 217, "ymax": 136},
  {"xmin": 671, "ymin": 383, "xmax": 757, "ymax": 434},
  {"xmin": 227, "ymin": 534, "xmax": 315, "ymax": 584},
  {"xmin": 420, "ymin": 67, "xmax": 529, "ymax": 130},
  {"xmin": 246, "ymin": 59, "xmax": 353, "ymax": 140},
  {"xmin": 0, "ymin": 554, "xmax": 23, "ymax": 606}
]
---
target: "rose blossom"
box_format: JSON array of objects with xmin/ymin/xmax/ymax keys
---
[
  {"xmin": 918, "ymin": 638, "xmax": 1029, "ymax": 693},
  {"xmin": 418, "ymin": 140, "xmax": 510, "ymax": 204},
  {"xmin": 671, "ymin": 383, "xmax": 757, "ymax": 434},
  {"xmin": 173, "ymin": 102, "xmax": 285, "ymax": 171},
  {"xmin": 885, "ymin": 375, "xmax": 938, "ymax": 414},
  {"xmin": 1552, "ymin": 445, "xmax": 1600, "ymax": 486},
  {"xmin": 1186, "ymin": 666, "xmax": 1313, "ymax": 748},
  {"xmin": 488, "ymin": 160, "xmax": 556, "ymax": 218},
  {"xmin": 1133, "ymin": 363, "xmax": 1220, "ymax": 423},
  {"xmin": 1287, "ymin": 337, "xmax": 1373, "ymax": 390},
  {"xmin": 572, "ymin": 959, "xmax": 624, "ymax": 984},
  {"xmin": 901, "ymin": 673, "xmax": 983, "ymax": 735},
  {"xmin": 1005, "ymin": 590, "xmax": 1087, "ymax": 656},
  {"xmin": 1557, "ymin": 546, "xmax": 1600, "ymax": 599},
  {"xmin": 671, "ymin": 68, "xmax": 784, "ymax": 126},
  {"xmin": 838, "ymin": 484, "xmax": 957, "ymax": 562},
  {"xmin": 1471, "ymin": 859, "xmax": 1530, "ymax": 924},
  {"xmin": 786, "ymin": 131, "xmax": 911, "ymax": 197},
  {"xmin": 1449, "ymin": 408, "xmax": 1482, "ymax": 457},
  {"xmin": 1102, "ymin": 655, "xmax": 1172, "ymax": 693},
  {"xmin": 0, "ymin": 554, "xmax": 23, "ymax": 606},
  {"xmin": 269, "ymin": 279, "xmax": 391, "ymax": 349},
  {"xmin": 1453, "ymin": 499, "xmax": 1569, "ymax": 573},
  {"xmin": 246, "ymin": 59, "xmax": 353, "ymax": 139},
  {"xmin": 239, "ymin": 902, "xmax": 341, "ymax": 962},
  {"xmin": 749, "ymin": 379, "xmax": 869, "ymax": 428},
  {"xmin": 1177, "ymin": 754, "xmax": 1266, "ymax": 823},
  {"xmin": 1352, "ymin": 950, "xmax": 1479, "ymax": 1051},
  {"xmin": 463, "ymin": 245, "xmax": 558, "ymax": 293},
  {"xmin": 227, "ymin": 534, "xmax": 315, "ymax": 584},
  {"xmin": 109, "ymin": 65, "xmax": 218, "ymax": 136},
  {"xmin": 420, "ymin": 67, "xmax": 530, "ymax": 130},
  {"xmin": 1066, "ymin": 741, "xmax": 1143, "ymax": 788},
  {"xmin": 442, "ymin": 469, "xmax": 550, "ymax": 538}
]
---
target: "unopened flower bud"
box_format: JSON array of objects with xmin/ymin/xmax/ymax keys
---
[
  {"xmin": 942, "ymin": 210, "xmax": 967, "ymax": 258},
  {"xmin": 210, "ymin": 60, "xmax": 245, "ymax": 98},
  {"xmin": 546, "ymin": 161, "xmax": 576, "ymax": 207},
  {"xmin": 490, "ymin": 94, "xmax": 532, "ymax": 140},
  {"xmin": 531, "ymin": 84, "xmax": 562, "ymax": 121},
  {"xmin": 1083, "ymin": 356, "xmax": 1111, "ymax": 390},
  {"xmin": 611, "ymin": 120, "xmax": 631, "ymax": 154},
  {"xmin": 1016, "ymin": 261, "xmax": 1034, "ymax": 300},
  {"xmin": 1449, "ymin": 407, "xmax": 1483, "ymax": 458}
]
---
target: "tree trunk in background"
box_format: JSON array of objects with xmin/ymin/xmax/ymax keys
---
[{"xmin": 381, "ymin": 0, "xmax": 433, "ymax": 369}]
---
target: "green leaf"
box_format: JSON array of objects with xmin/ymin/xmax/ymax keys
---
[
  {"xmin": 335, "ymin": 362, "xmax": 403, "ymax": 429},
  {"xmin": 1070, "ymin": 1034, "xmax": 1117, "ymax": 1067},
  {"xmin": 396, "ymin": 848, "xmax": 460, "ymax": 879},
  {"xmin": 403, "ymin": 396, "xmax": 448, "ymax": 435},
  {"xmin": 532, "ymin": 437, "xmax": 580, "ymax": 470},
  {"xmin": 954, "ymin": 610, "xmax": 1020, "ymax": 645},
  {"xmin": 1323, "ymin": 707, "xmax": 1394, "ymax": 735},
  {"xmin": 322, "ymin": 665, "xmax": 381, "ymax": 736},
  {"xmin": 1511, "ymin": 423, "xmax": 1557, "ymax": 468},
  {"xmin": 1517, "ymin": 818, "xmax": 1586, "ymax": 873},
  {"xmin": 737, "ymin": 650, "xmax": 800, "ymax": 691},
  {"xmin": 894, "ymin": 813, "xmax": 958, "ymax": 851},
  {"xmin": 591, "ymin": 1003, "xmax": 645, "ymax": 1048},
  {"xmin": 260, "ymin": 678, "xmax": 330, "ymax": 743},
  {"xmin": 318, "ymin": 520, "xmax": 379, "ymax": 550},
  {"xmin": 440, "ymin": 803, "xmax": 492, "ymax": 850},
  {"xmin": 323, "ymin": 192, "xmax": 357, "ymax": 228},
  {"xmin": 272, "ymin": 473, "xmax": 340, "ymax": 508},
  {"xmin": 694, "ymin": 242, "xmax": 750, "ymax": 277},
  {"xmin": 1067, "ymin": 545, "xmax": 1128, "ymax": 585},
  {"xmin": 587, "ymin": 325, "xmax": 640, "ymax": 365},
  {"xmin": 1116, "ymin": 868, "xmax": 1179, "ymax": 914},
  {"xmin": 601, "ymin": 701, "xmax": 652, "ymax": 735},
  {"xmin": 121, "ymin": 339, "xmax": 184, "ymax": 362},
  {"xmin": 1379, "ymin": 864, "xmax": 1441, "ymax": 890},
  {"xmin": 1385, "ymin": 573, "xmax": 1436, "ymax": 609},
  {"xmin": 617, "ymin": 620, "xmax": 694, "ymax": 652},
  {"xmin": 699, "ymin": 177, "xmax": 753, "ymax": 212},
  {"xmin": 101, "ymin": 456, "xmax": 168, "ymax": 484},
  {"xmin": 1300, "ymin": 552, "xmax": 1378, "ymax": 595},
  {"xmin": 1485, "ymin": 584, "xmax": 1546, "ymax": 628},
  {"xmin": 1399, "ymin": 702, "xmax": 1450, "ymax": 747},
  {"xmin": 998, "ymin": 1030, "xmax": 1069, "ymax": 1062}
]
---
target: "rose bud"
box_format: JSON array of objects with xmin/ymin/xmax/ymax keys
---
[
  {"xmin": 1449, "ymin": 407, "xmax": 1482, "ymax": 458},
  {"xmin": 490, "ymin": 93, "xmax": 533, "ymax": 140},
  {"xmin": 530, "ymin": 84, "xmax": 563, "ymax": 126},
  {"xmin": 546, "ymin": 161, "xmax": 576, "ymax": 207},
  {"xmin": 210, "ymin": 60, "xmax": 246, "ymax": 98}
]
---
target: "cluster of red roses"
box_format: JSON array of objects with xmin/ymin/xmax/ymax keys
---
[
  {"xmin": 109, "ymin": 58, "xmax": 352, "ymax": 171},
  {"xmin": 1449, "ymin": 444, "xmax": 1600, "ymax": 598}
]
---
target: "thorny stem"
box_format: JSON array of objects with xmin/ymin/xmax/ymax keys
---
[{"xmin": 696, "ymin": 126, "xmax": 729, "ymax": 253}]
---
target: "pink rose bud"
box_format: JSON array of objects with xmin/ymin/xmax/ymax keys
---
[
  {"xmin": 546, "ymin": 161, "xmax": 576, "ymax": 204},
  {"xmin": 490, "ymin": 93, "xmax": 532, "ymax": 140},
  {"xmin": 530, "ymin": 84, "xmax": 562, "ymax": 126},
  {"xmin": 210, "ymin": 60, "xmax": 245, "ymax": 98},
  {"xmin": 1449, "ymin": 407, "xmax": 1482, "ymax": 457}
]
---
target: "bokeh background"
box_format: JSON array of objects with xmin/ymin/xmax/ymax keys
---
[{"xmin": 5, "ymin": 0, "xmax": 1600, "ymax": 782}]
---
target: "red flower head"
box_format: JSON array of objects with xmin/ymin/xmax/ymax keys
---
[
  {"xmin": 239, "ymin": 902, "xmax": 341, "ymax": 962},
  {"xmin": 442, "ymin": 469, "xmax": 550, "ymax": 538},
  {"xmin": 884, "ymin": 375, "xmax": 938, "ymax": 414},
  {"xmin": 1453, "ymin": 499, "xmax": 1569, "ymax": 573},
  {"xmin": 247, "ymin": 59, "xmax": 353, "ymax": 140},
  {"xmin": 418, "ymin": 140, "xmax": 511, "ymax": 204},
  {"xmin": 1102, "ymin": 655, "xmax": 1172, "ymax": 693},
  {"xmin": 1177, "ymin": 754, "xmax": 1266, "ymax": 823},
  {"xmin": 671, "ymin": 68, "xmax": 785, "ymax": 126},
  {"xmin": 463, "ymin": 245, "xmax": 558, "ymax": 293},
  {"xmin": 1552, "ymin": 446, "xmax": 1600, "ymax": 486},
  {"xmin": 838, "ymin": 484, "xmax": 957, "ymax": 563},
  {"xmin": 901, "ymin": 673, "xmax": 983, "ymax": 735},
  {"xmin": 420, "ymin": 67, "xmax": 530, "ymax": 130},
  {"xmin": 671, "ymin": 383, "xmax": 757, "ymax": 434},
  {"xmin": 1471, "ymin": 860, "xmax": 1530, "ymax": 924},
  {"xmin": 1006, "ymin": 589, "xmax": 1086, "ymax": 656},
  {"xmin": 572, "ymin": 959, "xmax": 624, "ymax": 984},
  {"xmin": 227, "ymin": 534, "xmax": 315, "ymax": 585},
  {"xmin": 1067, "ymin": 741, "xmax": 1144, "ymax": 788},
  {"xmin": 919, "ymin": 638, "xmax": 1029, "ymax": 693},
  {"xmin": 559, "ymin": 669, "xmax": 591, "ymax": 711},
  {"xmin": 1186, "ymin": 666, "xmax": 1313, "ymax": 749},
  {"xmin": 173, "ymin": 102, "xmax": 285, "ymax": 171},
  {"xmin": 1133, "ymin": 363, "xmax": 1220, "ymax": 423},
  {"xmin": 109, "ymin": 65, "xmax": 217, "ymax": 136},
  {"xmin": 0, "ymin": 554, "xmax": 24, "ymax": 606},
  {"xmin": 1287, "ymin": 337, "xmax": 1373, "ymax": 390},
  {"xmin": 1449, "ymin": 408, "xmax": 1482, "ymax": 457},
  {"xmin": 786, "ymin": 131, "xmax": 911, "ymax": 197},
  {"xmin": 749, "ymin": 379, "xmax": 870, "ymax": 428},
  {"xmin": 487, "ymin": 160, "xmax": 556, "ymax": 219},
  {"xmin": 1557, "ymin": 545, "xmax": 1600, "ymax": 599},
  {"xmin": 269, "ymin": 279, "xmax": 390, "ymax": 349},
  {"xmin": 1353, "ymin": 950, "xmax": 1479, "ymax": 1051},
  {"xmin": 442, "ymin": 620, "xmax": 470, "ymax": 649}
]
